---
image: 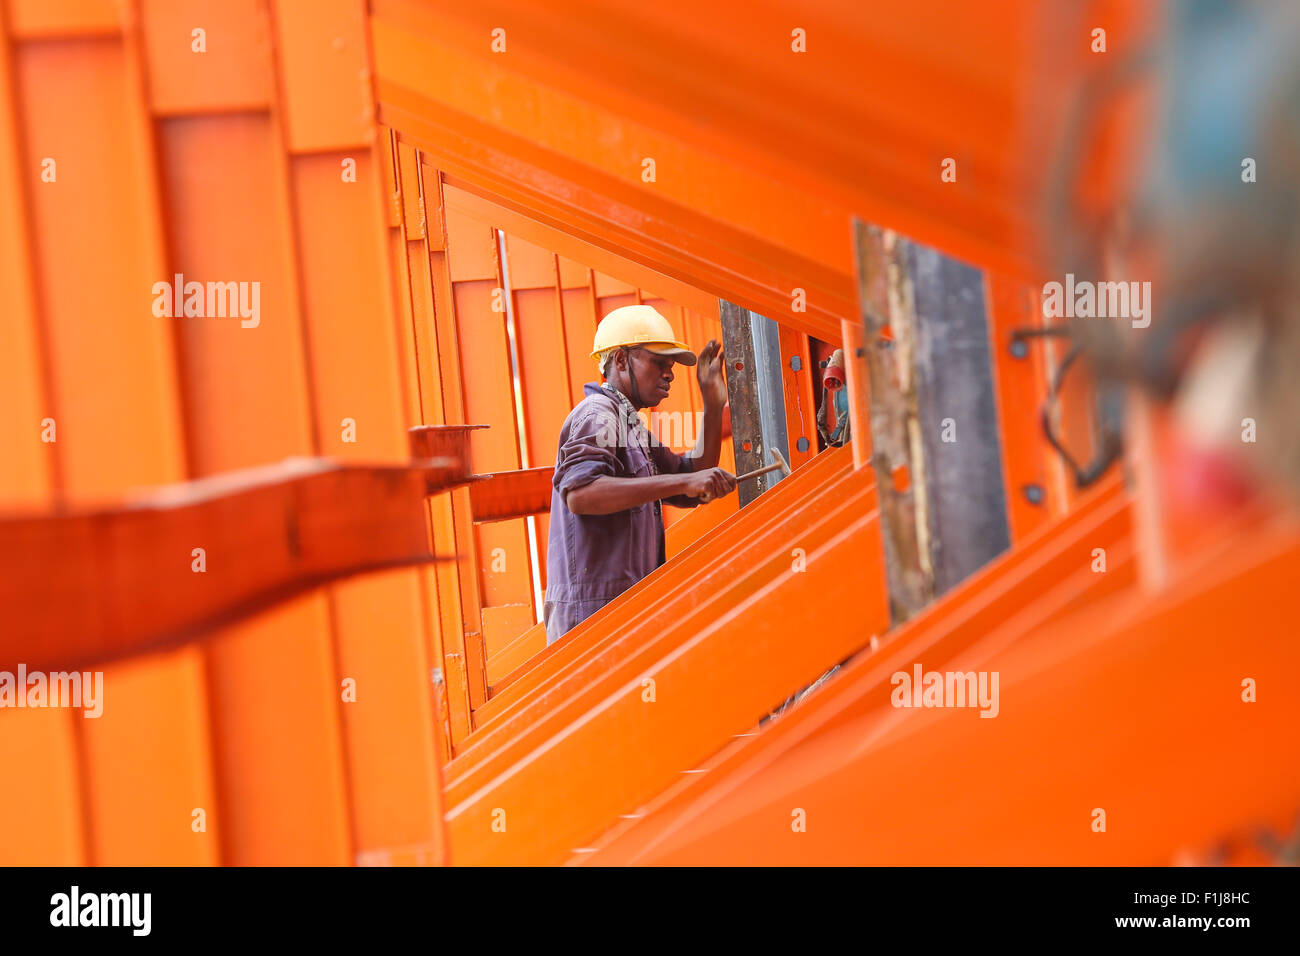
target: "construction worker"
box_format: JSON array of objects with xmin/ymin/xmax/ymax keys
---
[{"xmin": 544, "ymin": 304, "xmax": 736, "ymax": 645}]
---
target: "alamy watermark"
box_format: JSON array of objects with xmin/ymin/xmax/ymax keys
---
[
  {"xmin": 592, "ymin": 403, "xmax": 706, "ymax": 457},
  {"xmin": 0, "ymin": 665, "xmax": 103, "ymax": 718},
  {"xmin": 50, "ymin": 886, "xmax": 150, "ymax": 936},
  {"xmin": 890, "ymin": 664, "xmax": 999, "ymax": 718},
  {"xmin": 152, "ymin": 273, "xmax": 260, "ymax": 328},
  {"xmin": 1042, "ymin": 273, "xmax": 1151, "ymax": 328}
]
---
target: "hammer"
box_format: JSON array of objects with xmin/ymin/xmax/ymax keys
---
[{"xmin": 697, "ymin": 448, "xmax": 790, "ymax": 502}]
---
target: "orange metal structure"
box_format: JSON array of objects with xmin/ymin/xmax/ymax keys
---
[{"xmin": 1, "ymin": 0, "xmax": 1294, "ymax": 868}]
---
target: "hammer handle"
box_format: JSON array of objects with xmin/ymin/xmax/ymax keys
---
[
  {"xmin": 734, "ymin": 461, "xmax": 786, "ymax": 483},
  {"xmin": 693, "ymin": 461, "xmax": 784, "ymax": 503}
]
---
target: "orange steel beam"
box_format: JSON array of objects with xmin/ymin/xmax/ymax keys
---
[
  {"xmin": 468, "ymin": 466, "xmax": 554, "ymax": 523},
  {"xmin": 442, "ymin": 179, "xmax": 721, "ymax": 322},
  {"xmin": 0, "ymin": 456, "xmax": 466, "ymax": 674},
  {"xmin": 275, "ymin": 0, "xmax": 457, "ymax": 864},
  {"xmin": 985, "ymin": 273, "xmax": 1066, "ymax": 541},
  {"xmin": 481, "ymin": 498, "xmax": 741, "ymax": 699},
  {"xmin": 380, "ymin": 97, "xmax": 850, "ymax": 345},
  {"xmin": 583, "ymin": 474, "xmax": 1134, "ymax": 862},
  {"xmin": 663, "ymin": 489, "xmax": 739, "ymax": 561},
  {"xmin": 485, "ymin": 622, "xmax": 547, "ymax": 693},
  {"xmin": 465, "ymin": 443, "xmax": 853, "ymax": 731},
  {"xmin": 585, "ymin": 517, "xmax": 1300, "ymax": 865},
  {"xmin": 387, "ymin": 142, "xmax": 493, "ymax": 741},
  {"xmin": 777, "ymin": 326, "xmax": 819, "ymax": 471},
  {"xmin": 437, "ymin": 448, "xmax": 887, "ymax": 864},
  {"xmin": 364, "ymin": 0, "xmax": 1105, "ymax": 336},
  {"xmin": 361, "ymin": 447, "xmax": 873, "ymax": 868},
  {"xmin": 1, "ymin": 2, "xmax": 217, "ymax": 867},
  {"xmin": 378, "ymin": 130, "xmax": 468, "ymax": 756}
]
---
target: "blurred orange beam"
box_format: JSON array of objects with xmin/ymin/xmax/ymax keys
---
[
  {"xmin": 985, "ymin": 273, "xmax": 1065, "ymax": 541},
  {"xmin": 439, "ymin": 446, "xmax": 888, "ymax": 864},
  {"xmin": 582, "ymin": 474, "xmax": 1132, "ymax": 862},
  {"xmin": 0, "ymin": 457, "xmax": 466, "ymax": 673},
  {"xmin": 586, "ymin": 516, "xmax": 1300, "ymax": 865},
  {"xmin": 367, "ymin": 0, "xmax": 1075, "ymax": 334}
]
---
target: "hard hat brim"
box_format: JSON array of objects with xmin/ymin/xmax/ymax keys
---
[{"xmin": 642, "ymin": 343, "xmax": 697, "ymax": 366}]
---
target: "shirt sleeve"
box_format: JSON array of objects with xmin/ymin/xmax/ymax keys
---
[
  {"xmin": 652, "ymin": 443, "xmax": 702, "ymax": 509},
  {"xmin": 554, "ymin": 406, "xmax": 623, "ymax": 511}
]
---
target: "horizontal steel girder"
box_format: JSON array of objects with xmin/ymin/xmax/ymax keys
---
[
  {"xmin": 581, "ymin": 474, "xmax": 1133, "ymax": 862},
  {"xmin": 439, "ymin": 446, "xmax": 891, "ymax": 864},
  {"xmin": 0, "ymin": 456, "xmax": 468, "ymax": 673},
  {"xmin": 583, "ymin": 506, "xmax": 1300, "ymax": 864},
  {"xmin": 368, "ymin": 0, "xmax": 1116, "ymax": 335}
]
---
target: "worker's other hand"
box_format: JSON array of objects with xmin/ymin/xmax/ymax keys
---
[
  {"xmin": 685, "ymin": 466, "xmax": 737, "ymax": 503},
  {"xmin": 696, "ymin": 339, "xmax": 728, "ymax": 410}
]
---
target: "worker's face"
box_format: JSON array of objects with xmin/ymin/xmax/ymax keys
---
[{"xmin": 620, "ymin": 347, "xmax": 675, "ymax": 408}]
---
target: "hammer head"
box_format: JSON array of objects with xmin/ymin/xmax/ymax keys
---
[{"xmin": 771, "ymin": 448, "xmax": 791, "ymax": 478}]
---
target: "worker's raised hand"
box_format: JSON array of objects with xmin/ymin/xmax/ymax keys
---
[
  {"xmin": 696, "ymin": 339, "xmax": 728, "ymax": 410},
  {"xmin": 685, "ymin": 466, "xmax": 737, "ymax": 503}
]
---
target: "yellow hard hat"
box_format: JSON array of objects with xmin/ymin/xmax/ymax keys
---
[{"xmin": 591, "ymin": 305, "xmax": 696, "ymax": 367}]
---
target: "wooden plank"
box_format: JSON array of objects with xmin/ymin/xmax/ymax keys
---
[
  {"xmin": 854, "ymin": 221, "xmax": 932, "ymax": 623},
  {"xmin": 719, "ymin": 301, "xmax": 763, "ymax": 506}
]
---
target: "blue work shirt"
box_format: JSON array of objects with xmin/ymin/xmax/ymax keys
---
[{"xmin": 543, "ymin": 382, "xmax": 700, "ymax": 645}]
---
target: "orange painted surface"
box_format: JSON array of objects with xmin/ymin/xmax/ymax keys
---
[
  {"xmin": 4, "ymin": 0, "xmax": 1283, "ymax": 871},
  {"xmin": 985, "ymin": 274, "xmax": 1061, "ymax": 541},
  {"xmin": 425, "ymin": 164, "xmax": 741, "ymax": 674},
  {"xmin": 140, "ymin": 0, "xmax": 271, "ymax": 116},
  {"xmin": 3, "ymin": 24, "xmax": 215, "ymax": 866},
  {"xmin": 586, "ymin": 510, "xmax": 1298, "ymax": 865},
  {"xmin": 0, "ymin": 0, "xmax": 448, "ymax": 866}
]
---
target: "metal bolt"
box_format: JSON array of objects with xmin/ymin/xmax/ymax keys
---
[
  {"xmin": 1023, "ymin": 483, "xmax": 1045, "ymax": 505},
  {"xmin": 855, "ymin": 347, "xmax": 866, "ymax": 358},
  {"xmin": 789, "ymin": 355, "xmax": 803, "ymax": 372},
  {"xmin": 796, "ymin": 436, "xmax": 810, "ymax": 453},
  {"xmin": 1009, "ymin": 338, "xmax": 1029, "ymax": 359}
]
